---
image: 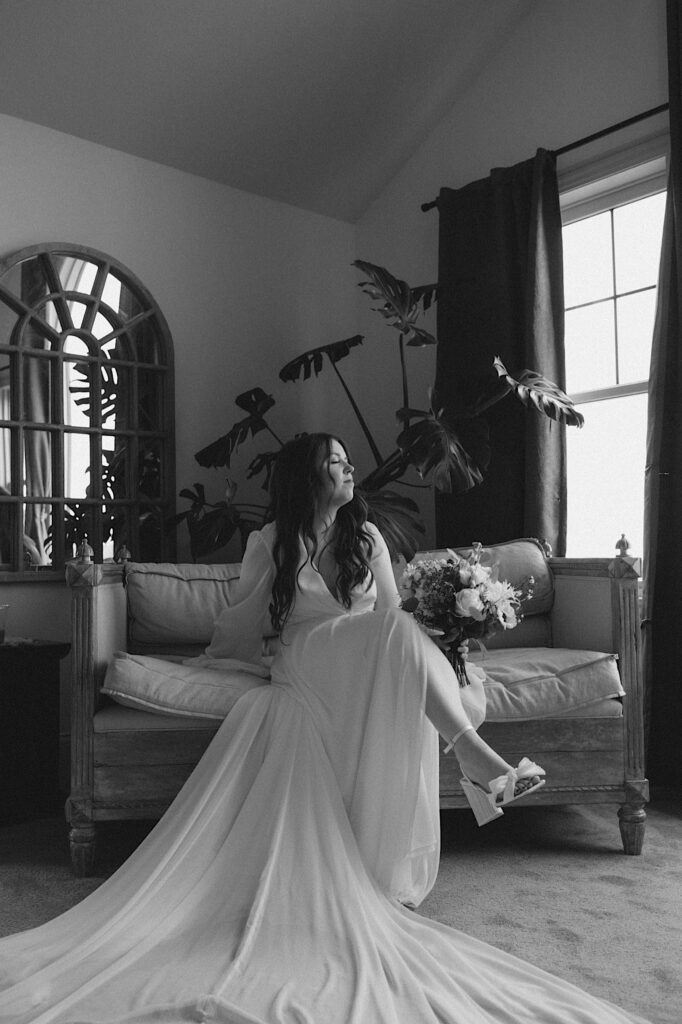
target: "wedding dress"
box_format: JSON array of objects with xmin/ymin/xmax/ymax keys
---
[{"xmin": 0, "ymin": 524, "xmax": 649, "ymax": 1024}]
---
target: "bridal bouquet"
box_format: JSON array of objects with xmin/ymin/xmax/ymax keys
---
[{"xmin": 399, "ymin": 543, "xmax": 532, "ymax": 686}]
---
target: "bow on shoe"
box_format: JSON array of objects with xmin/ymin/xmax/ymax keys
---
[{"xmin": 488, "ymin": 758, "xmax": 546, "ymax": 806}]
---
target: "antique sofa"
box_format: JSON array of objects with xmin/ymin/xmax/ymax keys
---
[{"xmin": 65, "ymin": 538, "xmax": 648, "ymax": 876}]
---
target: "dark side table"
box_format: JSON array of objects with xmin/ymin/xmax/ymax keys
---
[{"xmin": 0, "ymin": 639, "xmax": 70, "ymax": 824}]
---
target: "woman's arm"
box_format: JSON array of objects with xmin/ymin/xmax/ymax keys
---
[
  {"xmin": 366, "ymin": 523, "xmax": 402, "ymax": 611},
  {"xmin": 203, "ymin": 528, "xmax": 277, "ymax": 664}
]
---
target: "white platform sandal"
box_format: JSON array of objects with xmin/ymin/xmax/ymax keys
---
[{"xmin": 445, "ymin": 726, "xmax": 546, "ymax": 827}]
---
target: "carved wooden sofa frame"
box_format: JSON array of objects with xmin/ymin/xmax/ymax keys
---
[{"xmin": 65, "ymin": 543, "xmax": 648, "ymax": 876}]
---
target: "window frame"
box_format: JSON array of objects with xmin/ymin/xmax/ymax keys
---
[
  {"xmin": 558, "ymin": 132, "xmax": 668, "ymax": 559},
  {"xmin": 0, "ymin": 242, "xmax": 176, "ymax": 580}
]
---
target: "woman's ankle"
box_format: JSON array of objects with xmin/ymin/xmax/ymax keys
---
[
  {"xmin": 443, "ymin": 723, "xmax": 474, "ymax": 754},
  {"xmin": 452, "ymin": 731, "xmax": 511, "ymax": 789}
]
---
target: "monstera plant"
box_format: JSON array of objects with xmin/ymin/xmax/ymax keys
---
[{"xmin": 175, "ymin": 260, "xmax": 583, "ymax": 561}]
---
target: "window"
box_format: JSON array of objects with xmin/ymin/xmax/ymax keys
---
[
  {"xmin": 560, "ymin": 151, "xmax": 667, "ymax": 558},
  {"xmin": 0, "ymin": 243, "xmax": 176, "ymax": 577}
]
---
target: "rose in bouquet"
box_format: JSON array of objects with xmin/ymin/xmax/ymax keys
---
[{"xmin": 399, "ymin": 542, "xmax": 533, "ymax": 686}]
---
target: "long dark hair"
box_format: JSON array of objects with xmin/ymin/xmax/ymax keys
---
[{"xmin": 267, "ymin": 433, "xmax": 374, "ymax": 631}]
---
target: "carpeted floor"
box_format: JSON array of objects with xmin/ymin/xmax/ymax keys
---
[{"xmin": 1, "ymin": 792, "xmax": 681, "ymax": 1024}]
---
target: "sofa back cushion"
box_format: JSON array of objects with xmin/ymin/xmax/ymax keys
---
[
  {"xmin": 125, "ymin": 562, "xmax": 242, "ymax": 655},
  {"xmin": 411, "ymin": 538, "xmax": 554, "ymax": 649},
  {"xmin": 125, "ymin": 538, "xmax": 554, "ymax": 656}
]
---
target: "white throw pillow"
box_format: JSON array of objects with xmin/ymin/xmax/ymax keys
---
[{"xmin": 102, "ymin": 652, "xmax": 270, "ymax": 719}]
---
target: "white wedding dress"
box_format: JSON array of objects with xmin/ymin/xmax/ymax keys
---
[{"xmin": 0, "ymin": 523, "xmax": 649, "ymax": 1024}]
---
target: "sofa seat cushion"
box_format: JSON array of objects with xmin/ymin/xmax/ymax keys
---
[
  {"xmin": 471, "ymin": 647, "xmax": 624, "ymax": 722},
  {"xmin": 102, "ymin": 652, "xmax": 270, "ymax": 720}
]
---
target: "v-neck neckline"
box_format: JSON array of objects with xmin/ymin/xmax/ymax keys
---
[
  {"xmin": 311, "ymin": 559, "xmax": 340, "ymax": 604},
  {"xmin": 300, "ymin": 537, "xmax": 340, "ymax": 605}
]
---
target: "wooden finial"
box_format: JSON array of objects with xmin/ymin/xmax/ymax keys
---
[
  {"xmin": 615, "ymin": 534, "xmax": 630, "ymax": 557},
  {"xmin": 77, "ymin": 537, "xmax": 94, "ymax": 563}
]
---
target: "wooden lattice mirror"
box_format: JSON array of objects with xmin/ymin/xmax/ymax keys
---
[{"xmin": 0, "ymin": 243, "xmax": 175, "ymax": 577}]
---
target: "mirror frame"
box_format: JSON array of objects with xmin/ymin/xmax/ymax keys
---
[{"xmin": 0, "ymin": 242, "xmax": 176, "ymax": 578}]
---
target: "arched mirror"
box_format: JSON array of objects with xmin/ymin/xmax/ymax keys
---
[{"xmin": 0, "ymin": 243, "xmax": 175, "ymax": 575}]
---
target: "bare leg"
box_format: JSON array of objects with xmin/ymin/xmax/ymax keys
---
[
  {"xmin": 422, "ymin": 641, "xmax": 528, "ymax": 791},
  {"xmin": 417, "ymin": 638, "xmax": 544, "ymax": 798}
]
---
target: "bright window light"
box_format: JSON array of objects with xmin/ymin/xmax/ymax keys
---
[
  {"xmin": 562, "ymin": 183, "xmax": 665, "ymax": 559},
  {"xmin": 567, "ymin": 393, "xmax": 647, "ymax": 557}
]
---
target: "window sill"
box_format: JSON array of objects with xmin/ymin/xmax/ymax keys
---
[{"xmin": 0, "ymin": 569, "xmax": 66, "ymax": 584}]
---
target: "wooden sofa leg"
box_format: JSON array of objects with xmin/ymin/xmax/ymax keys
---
[
  {"xmin": 69, "ymin": 823, "xmax": 96, "ymax": 877},
  {"xmin": 618, "ymin": 781, "xmax": 648, "ymax": 855}
]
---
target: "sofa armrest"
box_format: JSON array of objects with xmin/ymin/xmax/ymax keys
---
[
  {"xmin": 550, "ymin": 555, "xmax": 645, "ymax": 784},
  {"xmin": 549, "ymin": 556, "xmax": 640, "ymax": 651},
  {"xmin": 65, "ymin": 558, "xmax": 127, "ymax": 815}
]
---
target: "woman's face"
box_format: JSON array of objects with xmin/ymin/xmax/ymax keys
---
[{"xmin": 316, "ymin": 439, "xmax": 354, "ymax": 514}]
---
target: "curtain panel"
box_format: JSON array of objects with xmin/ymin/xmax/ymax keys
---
[
  {"xmin": 643, "ymin": 0, "xmax": 682, "ymax": 785},
  {"xmin": 434, "ymin": 149, "xmax": 566, "ymax": 554}
]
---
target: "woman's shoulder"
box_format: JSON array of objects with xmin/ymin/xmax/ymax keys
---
[
  {"xmin": 363, "ymin": 520, "xmax": 389, "ymax": 556},
  {"xmin": 244, "ymin": 521, "xmax": 277, "ymax": 558},
  {"xmin": 255, "ymin": 520, "xmax": 277, "ymax": 542}
]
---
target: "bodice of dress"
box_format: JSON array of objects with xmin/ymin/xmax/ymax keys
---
[
  {"xmin": 284, "ymin": 547, "xmax": 378, "ymax": 626},
  {"xmin": 203, "ymin": 521, "xmax": 399, "ymax": 667}
]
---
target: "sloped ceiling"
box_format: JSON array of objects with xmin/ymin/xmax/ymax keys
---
[{"xmin": 0, "ymin": 0, "xmax": 533, "ymax": 221}]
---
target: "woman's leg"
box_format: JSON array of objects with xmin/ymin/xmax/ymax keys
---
[{"xmin": 422, "ymin": 640, "xmax": 527, "ymax": 790}]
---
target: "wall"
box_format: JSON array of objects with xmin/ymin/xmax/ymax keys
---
[
  {"xmin": 0, "ymin": 112, "xmax": 358, "ymax": 737},
  {"xmin": 355, "ymin": 0, "xmax": 668, "ymax": 548}
]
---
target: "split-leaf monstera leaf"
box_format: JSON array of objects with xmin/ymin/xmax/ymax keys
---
[
  {"xmin": 279, "ymin": 336, "xmax": 364, "ymax": 382},
  {"xmin": 353, "ymin": 260, "xmax": 438, "ymax": 348},
  {"xmin": 396, "ymin": 402, "xmax": 491, "ymax": 494},
  {"xmin": 195, "ymin": 388, "xmax": 278, "ymax": 469},
  {"xmin": 491, "ymin": 357, "xmax": 585, "ymax": 427}
]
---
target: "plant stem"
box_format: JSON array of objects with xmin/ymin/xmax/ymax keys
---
[
  {"xmin": 471, "ymin": 384, "xmax": 512, "ymax": 416},
  {"xmin": 329, "ymin": 357, "xmax": 384, "ymax": 466},
  {"xmin": 265, "ymin": 424, "xmax": 285, "ymax": 446},
  {"xmin": 361, "ymin": 446, "xmax": 410, "ymax": 489},
  {"xmin": 399, "ymin": 335, "xmax": 410, "ymax": 420}
]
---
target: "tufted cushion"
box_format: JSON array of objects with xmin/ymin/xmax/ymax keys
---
[
  {"xmin": 470, "ymin": 647, "xmax": 624, "ymax": 721},
  {"xmin": 125, "ymin": 562, "xmax": 242, "ymax": 648},
  {"xmin": 102, "ymin": 652, "xmax": 269, "ymax": 719}
]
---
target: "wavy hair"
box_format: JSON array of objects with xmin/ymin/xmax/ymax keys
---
[{"xmin": 266, "ymin": 433, "xmax": 374, "ymax": 632}]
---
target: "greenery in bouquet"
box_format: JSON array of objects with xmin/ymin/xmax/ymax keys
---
[
  {"xmin": 399, "ymin": 543, "xmax": 533, "ymax": 686},
  {"xmin": 174, "ymin": 260, "xmax": 583, "ymax": 563}
]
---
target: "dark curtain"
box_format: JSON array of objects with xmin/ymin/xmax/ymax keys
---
[
  {"xmin": 643, "ymin": 0, "xmax": 682, "ymax": 786},
  {"xmin": 434, "ymin": 148, "xmax": 566, "ymax": 554}
]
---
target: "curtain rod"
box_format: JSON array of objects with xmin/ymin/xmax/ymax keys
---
[
  {"xmin": 553, "ymin": 102, "xmax": 669, "ymax": 157},
  {"xmin": 420, "ymin": 102, "xmax": 670, "ymax": 213}
]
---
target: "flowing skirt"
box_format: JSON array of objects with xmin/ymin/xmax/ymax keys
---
[{"xmin": 0, "ymin": 610, "xmax": 649, "ymax": 1023}]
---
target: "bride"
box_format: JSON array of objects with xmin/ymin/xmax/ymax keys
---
[{"xmin": 0, "ymin": 433, "xmax": 649, "ymax": 1023}]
